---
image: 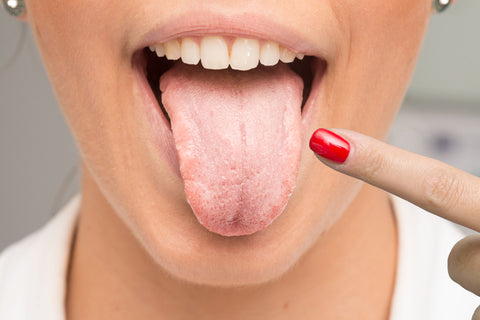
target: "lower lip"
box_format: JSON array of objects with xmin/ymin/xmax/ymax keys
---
[{"xmin": 131, "ymin": 51, "xmax": 326, "ymax": 234}]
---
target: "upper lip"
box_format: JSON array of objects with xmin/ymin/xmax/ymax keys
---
[{"xmin": 132, "ymin": 10, "xmax": 329, "ymax": 60}]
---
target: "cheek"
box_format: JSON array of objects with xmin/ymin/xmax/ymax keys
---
[
  {"xmin": 27, "ymin": 0, "xmax": 133, "ymax": 91},
  {"xmin": 27, "ymin": 1, "xmax": 130, "ymax": 149},
  {"xmin": 326, "ymin": 0, "xmax": 431, "ymax": 137}
]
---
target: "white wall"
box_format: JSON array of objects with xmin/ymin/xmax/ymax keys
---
[
  {"xmin": 408, "ymin": 0, "xmax": 480, "ymax": 103},
  {"xmin": 0, "ymin": 17, "xmax": 78, "ymax": 251}
]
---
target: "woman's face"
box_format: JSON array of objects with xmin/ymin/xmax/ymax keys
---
[{"xmin": 26, "ymin": 0, "xmax": 431, "ymax": 285}]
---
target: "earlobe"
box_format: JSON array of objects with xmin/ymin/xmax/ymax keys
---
[
  {"xmin": 432, "ymin": 0, "xmax": 453, "ymax": 13},
  {"xmin": 3, "ymin": 0, "xmax": 28, "ymax": 21}
]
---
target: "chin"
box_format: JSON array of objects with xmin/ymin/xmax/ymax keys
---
[{"xmin": 141, "ymin": 214, "xmax": 310, "ymax": 287}]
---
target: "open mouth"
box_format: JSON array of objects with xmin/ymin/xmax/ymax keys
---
[
  {"xmin": 135, "ymin": 36, "xmax": 323, "ymax": 125},
  {"xmin": 132, "ymin": 35, "xmax": 326, "ymax": 237}
]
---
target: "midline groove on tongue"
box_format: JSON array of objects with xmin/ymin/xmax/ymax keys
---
[{"xmin": 160, "ymin": 62, "xmax": 303, "ymax": 236}]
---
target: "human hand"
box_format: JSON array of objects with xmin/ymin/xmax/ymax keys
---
[{"xmin": 309, "ymin": 128, "xmax": 480, "ymax": 318}]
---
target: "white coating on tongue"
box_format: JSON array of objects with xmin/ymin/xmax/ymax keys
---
[{"xmin": 160, "ymin": 63, "xmax": 303, "ymax": 236}]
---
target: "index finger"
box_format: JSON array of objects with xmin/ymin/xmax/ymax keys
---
[{"xmin": 310, "ymin": 128, "xmax": 480, "ymax": 231}]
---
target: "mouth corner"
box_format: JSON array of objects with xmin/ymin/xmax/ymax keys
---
[{"xmin": 131, "ymin": 48, "xmax": 173, "ymax": 126}]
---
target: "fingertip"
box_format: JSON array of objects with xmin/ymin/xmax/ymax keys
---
[
  {"xmin": 309, "ymin": 128, "xmax": 351, "ymax": 164},
  {"xmin": 448, "ymin": 235, "xmax": 480, "ymax": 296}
]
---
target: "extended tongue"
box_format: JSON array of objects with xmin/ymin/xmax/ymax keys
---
[{"xmin": 160, "ymin": 63, "xmax": 303, "ymax": 236}]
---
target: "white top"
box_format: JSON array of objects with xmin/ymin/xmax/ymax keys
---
[{"xmin": 0, "ymin": 194, "xmax": 478, "ymax": 319}]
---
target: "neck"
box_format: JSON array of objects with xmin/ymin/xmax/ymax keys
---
[{"xmin": 66, "ymin": 170, "xmax": 397, "ymax": 320}]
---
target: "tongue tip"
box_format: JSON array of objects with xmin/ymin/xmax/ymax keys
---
[
  {"xmin": 195, "ymin": 205, "xmax": 284, "ymax": 237},
  {"xmin": 187, "ymin": 179, "xmax": 297, "ymax": 237}
]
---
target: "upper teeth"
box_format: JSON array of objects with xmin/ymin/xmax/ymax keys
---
[{"xmin": 148, "ymin": 36, "xmax": 304, "ymax": 71}]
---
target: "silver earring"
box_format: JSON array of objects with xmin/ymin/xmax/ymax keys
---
[
  {"xmin": 433, "ymin": 0, "xmax": 451, "ymax": 13},
  {"xmin": 3, "ymin": 0, "xmax": 25, "ymax": 17}
]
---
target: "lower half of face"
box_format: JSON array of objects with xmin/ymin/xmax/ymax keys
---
[{"xmin": 28, "ymin": 0, "xmax": 431, "ymax": 286}]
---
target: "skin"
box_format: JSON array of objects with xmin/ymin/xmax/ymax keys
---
[{"xmin": 15, "ymin": 0, "xmax": 478, "ymax": 319}]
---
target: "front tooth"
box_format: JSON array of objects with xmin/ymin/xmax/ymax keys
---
[
  {"xmin": 230, "ymin": 38, "xmax": 260, "ymax": 71},
  {"xmin": 155, "ymin": 44, "xmax": 165, "ymax": 57},
  {"xmin": 200, "ymin": 36, "xmax": 229, "ymax": 70},
  {"xmin": 279, "ymin": 46, "xmax": 295, "ymax": 63},
  {"xmin": 260, "ymin": 41, "xmax": 280, "ymax": 66},
  {"xmin": 296, "ymin": 53, "xmax": 305, "ymax": 60},
  {"xmin": 181, "ymin": 37, "xmax": 200, "ymax": 65},
  {"xmin": 164, "ymin": 39, "xmax": 181, "ymax": 60}
]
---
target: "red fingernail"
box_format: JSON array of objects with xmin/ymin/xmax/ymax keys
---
[{"xmin": 309, "ymin": 129, "xmax": 350, "ymax": 163}]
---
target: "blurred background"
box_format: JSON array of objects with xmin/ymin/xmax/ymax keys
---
[{"xmin": 1, "ymin": 2, "xmax": 479, "ymax": 251}]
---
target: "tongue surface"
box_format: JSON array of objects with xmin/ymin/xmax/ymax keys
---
[{"xmin": 160, "ymin": 63, "xmax": 303, "ymax": 236}]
